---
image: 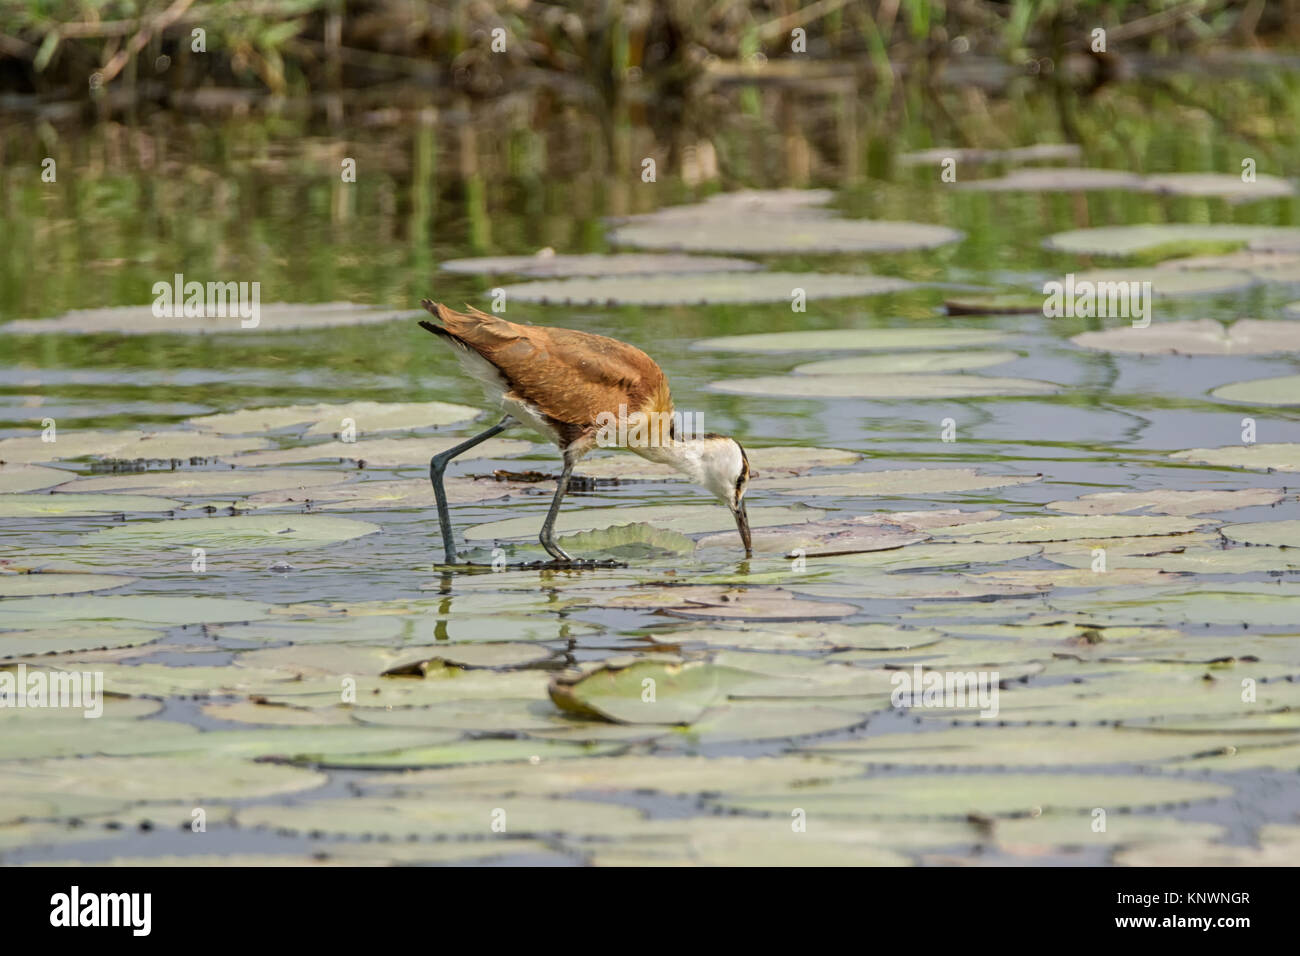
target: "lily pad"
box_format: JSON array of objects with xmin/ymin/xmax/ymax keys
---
[
  {"xmin": 792, "ymin": 351, "xmax": 1019, "ymax": 376},
  {"xmin": 944, "ymin": 294, "xmax": 1045, "ymax": 316},
  {"xmin": 1046, "ymin": 488, "xmax": 1283, "ymax": 516},
  {"xmin": 498, "ymin": 272, "xmax": 917, "ymax": 306},
  {"xmin": 0, "ymin": 625, "xmax": 160, "ymax": 659},
  {"xmin": 0, "ymin": 493, "xmax": 181, "ymax": 516},
  {"xmin": 0, "ymin": 573, "xmax": 135, "ymax": 598},
  {"xmin": 762, "ymin": 468, "xmax": 1043, "ymax": 497},
  {"xmin": 1044, "ymin": 224, "xmax": 1300, "ymax": 257},
  {"xmin": 190, "ymin": 401, "xmax": 480, "ymax": 436},
  {"xmin": 609, "ymin": 218, "xmax": 962, "ymax": 255},
  {"xmin": 713, "ymin": 773, "xmax": 1231, "ymax": 820},
  {"xmin": 550, "ymin": 660, "xmax": 749, "ymax": 724},
  {"xmin": 937, "ymin": 515, "xmax": 1211, "ymax": 543},
  {"xmin": 1140, "ymin": 172, "xmax": 1295, "ymax": 200},
  {"xmin": 0, "ymin": 303, "xmax": 415, "ymax": 336},
  {"xmin": 441, "ymin": 252, "xmax": 763, "ymax": 277},
  {"xmin": 1169, "ymin": 443, "xmax": 1300, "ymax": 472},
  {"xmin": 81, "ymin": 514, "xmax": 380, "ymax": 551},
  {"xmin": 1072, "ymin": 318, "xmax": 1300, "ymax": 355},
  {"xmin": 59, "ymin": 469, "xmax": 347, "ymax": 496},
  {"xmin": 0, "ymin": 464, "xmax": 67, "ymax": 493},
  {"xmin": 711, "ymin": 373, "xmax": 1059, "ymax": 399},
  {"xmin": 0, "ymin": 430, "xmax": 268, "ymax": 463},
  {"xmin": 957, "ymin": 167, "xmax": 1145, "ymax": 192},
  {"xmin": 1221, "ymin": 518, "xmax": 1300, "ymax": 548},
  {"xmin": 1051, "ymin": 268, "xmax": 1257, "ymax": 298},
  {"xmin": 243, "ymin": 476, "xmax": 528, "ymax": 511},
  {"xmin": 230, "ymin": 436, "xmax": 531, "ymax": 468},
  {"xmin": 1212, "ymin": 374, "xmax": 1300, "ymax": 406},
  {"xmin": 0, "ymin": 595, "xmax": 271, "ymax": 629},
  {"xmin": 464, "ymin": 504, "xmax": 823, "ymax": 542},
  {"xmin": 694, "ymin": 328, "xmax": 1009, "ymax": 352}
]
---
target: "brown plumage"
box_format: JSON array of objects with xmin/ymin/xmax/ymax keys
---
[{"xmin": 419, "ymin": 300, "xmax": 672, "ymax": 451}]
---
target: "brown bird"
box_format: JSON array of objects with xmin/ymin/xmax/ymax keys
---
[{"xmin": 419, "ymin": 300, "xmax": 754, "ymax": 564}]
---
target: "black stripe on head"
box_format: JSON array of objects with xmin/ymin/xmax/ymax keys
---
[{"xmin": 734, "ymin": 439, "xmax": 750, "ymax": 495}]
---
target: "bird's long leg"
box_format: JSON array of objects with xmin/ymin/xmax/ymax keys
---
[
  {"xmin": 430, "ymin": 416, "xmax": 513, "ymax": 564},
  {"xmin": 539, "ymin": 455, "xmax": 576, "ymax": 562}
]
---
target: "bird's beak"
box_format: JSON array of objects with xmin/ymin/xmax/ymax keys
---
[{"xmin": 732, "ymin": 500, "xmax": 752, "ymax": 557}]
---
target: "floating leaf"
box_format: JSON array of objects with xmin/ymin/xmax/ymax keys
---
[
  {"xmin": 60, "ymin": 469, "xmax": 347, "ymax": 496},
  {"xmin": 956, "ymin": 167, "xmax": 1145, "ymax": 192},
  {"xmin": 762, "ymin": 468, "xmax": 1043, "ymax": 498},
  {"xmin": 498, "ymin": 272, "xmax": 917, "ymax": 306},
  {"xmin": 1212, "ymin": 374, "xmax": 1300, "ymax": 406},
  {"xmin": 1050, "ymin": 268, "xmax": 1257, "ymax": 298},
  {"xmin": 555, "ymin": 522, "xmax": 696, "ymax": 557},
  {"xmin": 1041, "ymin": 536, "xmax": 1300, "ymax": 574},
  {"xmin": 464, "ymin": 503, "xmax": 823, "ymax": 542},
  {"xmin": 1140, "ymin": 172, "xmax": 1295, "ymax": 200},
  {"xmin": 695, "ymin": 518, "xmax": 925, "ymax": 556},
  {"xmin": 230, "ymin": 436, "xmax": 530, "ymax": 467},
  {"xmin": 0, "ymin": 430, "xmax": 268, "ymax": 463},
  {"xmin": 1169, "ymin": 443, "xmax": 1300, "ymax": 472},
  {"xmin": 1072, "ymin": 318, "xmax": 1300, "ymax": 355},
  {"xmin": 441, "ymin": 252, "xmax": 763, "ymax": 277},
  {"xmin": 189, "ymin": 401, "xmax": 480, "ymax": 436},
  {"xmin": 0, "ymin": 464, "xmax": 67, "ymax": 493},
  {"xmin": 0, "ymin": 493, "xmax": 180, "ymax": 516},
  {"xmin": 82, "ymin": 514, "xmax": 380, "ymax": 551},
  {"xmin": 243, "ymin": 476, "xmax": 528, "ymax": 511},
  {"xmin": 792, "ymin": 351, "xmax": 1019, "ymax": 376},
  {"xmin": 1222, "ymin": 518, "xmax": 1300, "ymax": 548},
  {"xmin": 550, "ymin": 659, "xmax": 751, "ymax": 724},
  {"xmin": 712, "ymin": 373, "xmax": 1059, "ymax": 399},
  {"xmin": 694, "ymin": 328, "xmax": 1008, "ymax": 352},
  {"xmin": 1045, "ymin": 224, "xmax": 1300, "ymax": 256},
  {"xmin": 0, "ymin": 303, "xmax": 415, "ymax": 336},
  {"xmin": 937, "ymin": 515, "xmax": 1211, "ymax": 543},
  {"xmin": 943, "ymin": 294, "xmax": 1044, "ymax": 316},
  {"xmin": 0, "ymin": 625, "xmax": 160, "ymax": 659},
  {"xmin": 609, "ymin": 218, "xmax": 962, "ymax": 255},
  {"xmin": 0, "ymin": 595, "xmax": 271, "ymax": 629},
  {"xmin": 713, "ymin": 773, "xmax": 1231, "ymax": 820},
  {"xmin": 1046, "ymin": 488, "xmax": 1283, "ymax": 516},
  {"xmin": 308, "ymin": 737, "xmax": 620, "ymax": 770},
  {"xmin": 1050, "ymin": 583, "xmax": 1300, "ymax": 628},
  {"xmin": 0, "ymin": 573, "xmax": 134, "ymax": 598}
]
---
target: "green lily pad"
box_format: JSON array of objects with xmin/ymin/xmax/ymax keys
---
[
  {"xmin": 1170, "ymin": 443, "xmax": 1300, "ymax": 472},
  {"xmin": 81, "ymin": 514, "xmax": 380, "ymax": 551},
  {"xmin": 1072, "ymin": 318, "xmax": 1300, "ymax": 355},
  {"xmin": 957, "ymin": 167, "xmax": 1145, "ymax": 192},
  {"xmin": 465, "ymin": 504, "xmax": 823, "ymax": 542},
  {"xmin": 694, "ymin": 328, "xmax": 1009, "ymax": 352},
  {"xmin": 555, "ymin": 522, "xmax": 696, "ymax": 557},
  {"xmin": 60, "ymin": 469, "xmax": 347, "ymax": 496},
  {"xmin": 237, "ymin": 641, "xmax": 551, "ymax": 675},
  {"xmin": 792, "ymin": 574, "xmax": 1049, "ymax": 601},
  {"xmin": 499, "ymin": 272, "xmax": 916, "ymax": 306},
  {"xmin": 792, "ymin": 351, "xmax": 1019, "ymax": 376},
  {"xmin": 307, "ymin": 737, "xmax": 620, "ymax": 770},
  {"xmin": 230, "ymin": 436, "xmax": 531, "ymax": 467},
  {"xmin": 1212, "ymin": 374, "xmax": 1300, "ymax": 405},
  {"xmin": 0, "ymin": 464, "xmax": 67, "ymax": 493},
  {"xmin": 0, "ymin": 573, "xmax": 134, "ymax": 598},
  {"xmin": 235, "ymin": 795, "xmax": 648, "ymax": 840},
  {"xmin": 1051, "ymin": 582, "xmax": 1300, "ymax": 628},
  {"xmin": 694, "ymin": 518, "xmax": 925, "ymax": 557},
  {"xmin": 0, "ymin": 595, "xmax": 272, "ymax": 629},
  {"xmin": 1140, "ymin": 172, "xmax": 1295, "ymax": 200},
  {"xmin": 712, "ymin": 773, "xmax": 1232, "ymax": 820},
  {"xmin": 0, "ymin": 493, "xmax": 180, "ymax": 516},
  {"xmin": 0, "ymin": 303, "xmax": 415, "ymax": 336},
  {"xmin": 1046, "ymin": 488, "xmax": 1283, "ymax": 515},
  {"xmin": 1222, "ymin": 518, "xmax": 1300, "ymax": 547},
  {"xmin": 1052, "ymin": 268, "xmax": 1257, "ymax": 298},
  {"xmin": 550, "ymin": 660, "xmax": 749, "ymax": 724},
  {"xmin": 1114, "ymin": 836, "xmax": 1300, "ymax": 867},
  {"xmin": 441, "ymin": 252, "xmax": 763, "ymax": 277},
  {"xmin": 1045, "ymin": 224, "xmax": 1300, "ymax": 257},
  {"xmin": 0, "ymin": 625, "xmax": 160, "ymax": 659},
  {"xmin": 1041, "ymin": 536, "xmax": 1300, "ymax": 574},
  {"xmin": 0, "ymin": 431, "xmax": 268, "ymax": 463},
  {"xmin": 762, "ymin": 468, "xmax": 1043, "ymax": 497},
  {"xmin": 610, "ymin": 218, "xmax": 962, "ymax": 255},
  {"xmin": 667, "ymin": 701, "xmax": 867, "ymax": 744},
  {"xmin": 944, "ymin": 294, "xmax": 1045, "ymax": 316},
  {"xmin": 189, "ymin": 401, "xmax": 480, "ymax": 436},
  {"xmin": 712, "ymin": 373, "xmax": 1059, "ymax": 399},
  {"xmin": 806, "ymin": 726, "xmax": 1273, "ymax": 768},
  {"xmin": 938, "ymin": 515, "xmax": 1211, "ymax": 543}
]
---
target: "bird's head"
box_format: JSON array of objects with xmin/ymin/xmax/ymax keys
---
[{"xmin": 681, "ymin": 434, "xmax": 755, "ymax": 556}]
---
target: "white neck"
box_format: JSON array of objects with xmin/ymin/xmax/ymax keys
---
[{"xmin": 630, "ymin": 436, "xmax": 738, "ymax": 502}]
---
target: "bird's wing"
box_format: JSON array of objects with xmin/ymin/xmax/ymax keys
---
[{"xmin": 426, "ymin": 303, "xmax": 674, "ymax": 428}]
